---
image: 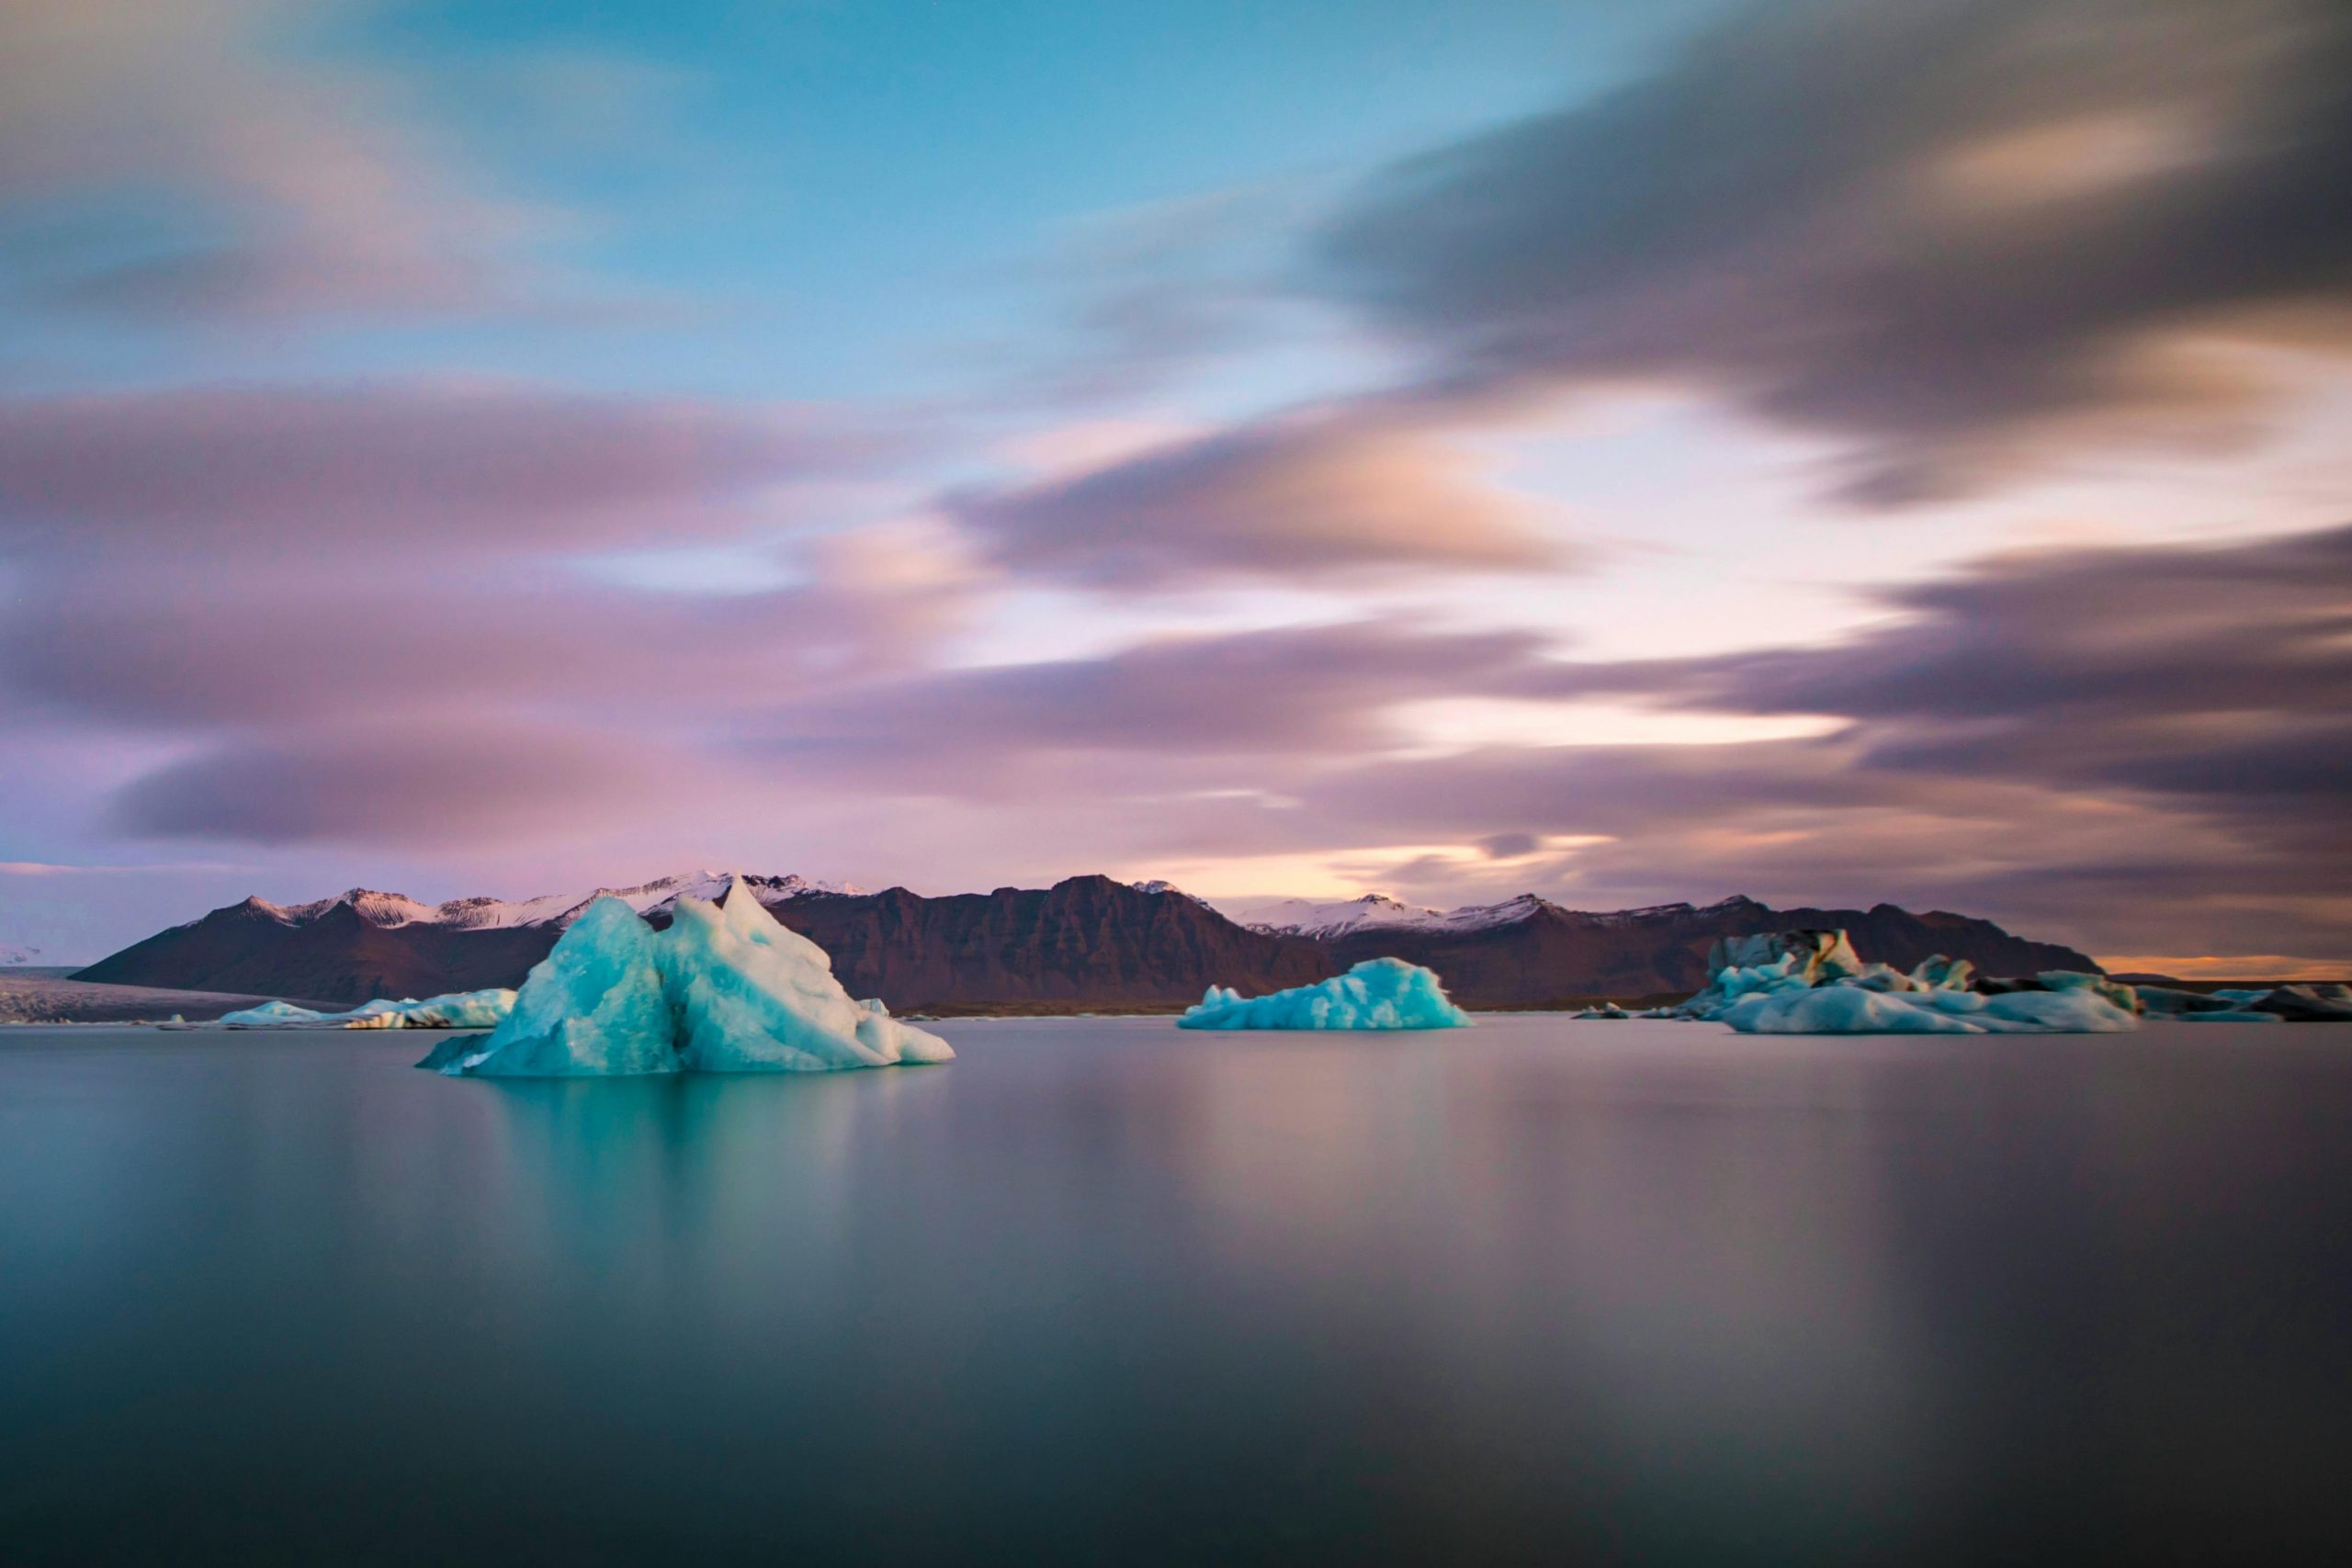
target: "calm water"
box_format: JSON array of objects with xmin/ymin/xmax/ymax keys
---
[{"xmin": 5, "ymin": 1016, "xmax": 2351, "ymax": 1564}]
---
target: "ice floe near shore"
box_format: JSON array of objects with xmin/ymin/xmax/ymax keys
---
[
  {"xmin": 431, "ymin": 879, "xmax": 954, "ymax": 1077},
  {"xmin": 220, "ymin": 989, "xmax": 517, "ymax": 1030},
  {"xmin": 1178, "ymin": 957, "xmax": 1472, "ymax": 1031}
]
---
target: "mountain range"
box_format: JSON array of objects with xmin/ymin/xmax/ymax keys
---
[{"xmin": 73, "ymin": 871, "xmax": 2098, "ymax": 1011}]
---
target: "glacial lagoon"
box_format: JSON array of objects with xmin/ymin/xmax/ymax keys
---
[{"xmin": 5, "ymin": 1015, "xmax": 2351, "ymax": 1563}]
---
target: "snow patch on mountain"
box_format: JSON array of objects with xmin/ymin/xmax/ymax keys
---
[
  {"xmin": 223, "ymin": 870, "xmax": 865, "ymax": 933},
  {"xmin": 1129, "ymin": 879, "xmax": 1215, "ymax": 908},
  {"xmin": 1236, "ymin": 891, "xmax": 1555, "ymax": 940}
]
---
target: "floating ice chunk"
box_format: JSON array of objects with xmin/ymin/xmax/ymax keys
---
[
  {"xmin": 1669, "ymin": 928, "xmax": 2140, "ymax": 1033},
  {"xmin": 456, "ymin": 897, "xmax": 675, "ymax": 1077},
  {"xmin": 220, "ymin": 989, "xmax": 516, "ymax": 1029},
  {"xmin": 219, "ymin": 999, "xmax": 331, "ymax": 1027},
  {"xmin": 1177, "ymin": 957, "xmax": 1472, "ymax": 1031},
  {"xmin": 2251, "ymin": 984, "xmax": 2352, "ymax": 1022},
  {"xmin": 662, "ymin": 888, "xmax": 955, "ymax": 1071},
  {"xmin": 345, "ymin": 989, "xmax": 516, "ymax": 1029},
  {"xmin": 1908, "ymin": 954, "xmax": 1975, "ymax": 991},
  {"xmin": 1703, "ymin": 929, "xmax": 1865, "ymax": 988},
  {"xmin": 1722, "ymin": 986, "xmax": 1981, "ymax": 1033},
  {"xmin": 2134, "ymin": 986, "xmax": 2245, "ymax": 1017},
  {"xmin": 435, "ymin": 880, "xmax": 952, "ymax": 1077},
  {"xmin": 1724, "ymin": 984, "xmax": 2139, "ymax": 1034},
  {"xmin": 2036, "ymin": 970, "xmax": 2143, "ymax": 1013},
  {"xmin": 413, "ymin": 1033, "xmax": 491, "ymax": 1071},
  {"xmin": 2114, "ymin": 981, "xmax": 2346, "ymax": 1023}
]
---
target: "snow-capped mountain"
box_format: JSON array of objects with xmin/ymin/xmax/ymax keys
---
[
  {"xmin": 77, "ymin": 874, "xmax": 2099, "ymax": 1011},
  {"xmin": 232, "ymin": 870, "xmax": 864, "ymax": 934},
  {"xmin": 1238, "ymin": 892, "xmax": 1555, "ymax": 940},
  {"xmin": 79, "ymin": 874, "xmax": 1326, "ymax": 1011},
  {"xmin": 1128, "ymin": 879, "xmax": 1216, "ymax": 908}
]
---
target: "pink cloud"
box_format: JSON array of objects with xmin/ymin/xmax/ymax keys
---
[{"xmin": 0, "ymin": 382, "xmax": 865, "ymax": 556}]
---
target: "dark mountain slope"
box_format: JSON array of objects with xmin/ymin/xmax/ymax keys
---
[
  {"xmin": 1327, "ymin": 897, "xmax": 2096, "ymax": 1006},
  {"xmin": 78, "ymin": 874, "xmax": 2096, "ymax": 1010},
  {"xmin": 755, "ymin": 876, "xmax": 1331, "ymax": 1009}
]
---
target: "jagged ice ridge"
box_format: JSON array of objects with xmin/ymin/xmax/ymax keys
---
[{"xmin": 431, "ymin": 878, "xmax": 954, "ymax": 1077}]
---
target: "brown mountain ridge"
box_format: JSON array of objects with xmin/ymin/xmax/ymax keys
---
[{"xmin": 74, "ymin": 872, "xmax": 2098, "ymax": 1011}]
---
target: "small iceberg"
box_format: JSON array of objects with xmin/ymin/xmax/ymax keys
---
[
  {"xmin": 432, "ymin": 878, "xmax": 954, "ymax": 1077},
  {"xmin": 1177, "ymin": 957, "xmax": 1472, "ymax": 1031},
  {"xmin": 220, "ymin": 988, "xmax": 517, "ymax": 1030}
]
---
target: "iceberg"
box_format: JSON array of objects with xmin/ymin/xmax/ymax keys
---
[
  {"xmin": 453, "ymin": 897, "xmax": 675, "ymax": 1077},
  {"xmin": 434, "ymin": 881, "xmax": 954, "ymax": 1077},
  {"xmin": 1177, "ymin": 957, "xmax": 1473, "ymax": 1031},
  {"xmin": 1669, "ymin": 930, "xmax": 2139, "ymax": 1034},
  {"xmin": 2134, "ymin": 981, "xmax": 2350, "ymax": 1024},
  {"xmin": 218, "ymin": 999, "xmax": 330, "ymax": 1027},
  {"xmin": 219, "ymin": 988, "xmax": 517, "ymax": 1030},
  {"xmin": 661, "ymin": 889, "xmax": 952, "ymax": 1071},
  {"xmin": 1719, "ymin": 984, "xmax": 2139, "ymax": 1034}
]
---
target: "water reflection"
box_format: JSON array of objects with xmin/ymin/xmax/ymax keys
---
[{"xmin": 3, "ymin": 1020, "xmax": 2350, "ymax": 1563}]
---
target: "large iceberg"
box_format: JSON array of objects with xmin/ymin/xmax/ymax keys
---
[
  {"xmin": 449, "ymin": 897, "xmax": 676, "ymax": 1076},
  {"xmin": 1673, "ymin": 929, "xmax": 2139, "ymax": 1034},
  {"xmin": 433, "ymin": 880, "xmax": 954, "ymax": 1077},
  {"xmin": 220, "ymin": 988, "xmax": 517, "ymax": 1030},
  {"xmin": 1177, "ymin": 957, "xmax": 1472, "ymax": 1031}
]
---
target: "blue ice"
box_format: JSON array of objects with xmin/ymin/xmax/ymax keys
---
[
  {"xmin": 434, "ymin": 881, "xmax": 954, "ymax": 1077},
  {"xmin": 220, "ymin": 988, "xmax": 517, "ymax": 1029},
  {"xmin": 1178, "ymin": 956, "xmax": 1473, "ymax": 1031}
]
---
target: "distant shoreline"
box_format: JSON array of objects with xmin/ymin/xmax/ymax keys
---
[{"xmin": 9, "ymin": 970, "xmax": 2346, "ymax": 1028}]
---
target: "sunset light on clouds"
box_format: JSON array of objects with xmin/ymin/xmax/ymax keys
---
[{"xmin": 2, "ymin": 0, "xmax": 2347, "ymax": 975}]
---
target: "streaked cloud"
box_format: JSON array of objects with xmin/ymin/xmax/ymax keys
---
[
  {"xmin": 0, "ymin": 0, "xmax": 2342, "ymax": 976},
  {"xmin": 110, "ymin": 721, "xmax": 673, "ymax": 847},
  {"xmin": 0, "ymin": 382, "xmax": 870, "ymax": 557},
  {"xmin": 953, "ymin": 410, "xmax": 1570, "ymax": 587},
  {"xmin": 1317, "ymin": 0, "xmax": 2352, "ymax": 502},
  {"xmin": 0, "ymin": 0, "xmax": 548, "ymax": 323}
]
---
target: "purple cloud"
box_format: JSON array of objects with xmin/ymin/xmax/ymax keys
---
[
  {"xmin": 110, "ymin": 722, "xmax": 670, "ymax": 847},
  {"xmin": 0, "ymin": 383, "xmax": 865, "ymax": 558}
]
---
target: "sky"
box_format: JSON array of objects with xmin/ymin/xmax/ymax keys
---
[{"xmin": 1, "ymin": 0, "xmax": 2347, "ymax": 976}]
